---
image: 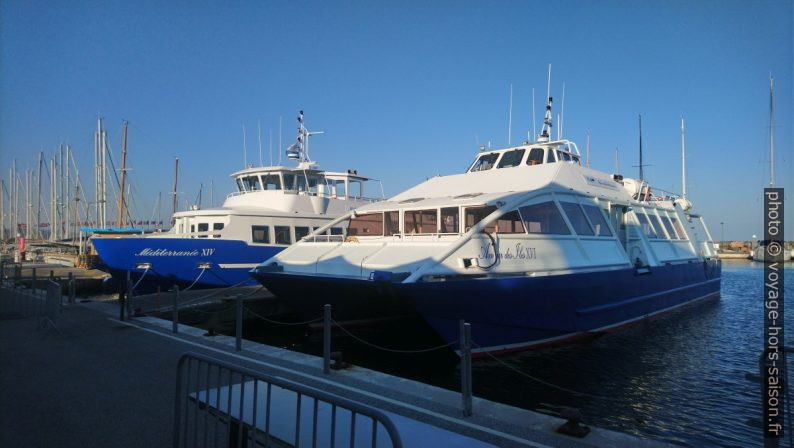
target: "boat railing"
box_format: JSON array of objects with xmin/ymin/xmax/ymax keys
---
[{"xmin": 302, "ymin": 234, "xmax": 346, "ymax": 243}]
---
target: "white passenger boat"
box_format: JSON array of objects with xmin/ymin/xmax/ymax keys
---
[
  {"xmin": 91, "ymin": 112, "xmax": 382, "ymax": 293},
  {"xmin": 252, "ymin": 99, "xmax": 721, "ymax": 355}
]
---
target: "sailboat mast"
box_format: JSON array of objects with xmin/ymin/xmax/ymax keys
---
[
  {"xmin": 681, "ymin": 118, "xmax": 687, "ymax": 199},
  {"xmin": 118, "ymin": 121, "xmax": 129, "ymax": 228},
  {"xmin": 36, "ymin": 152, "xmax": 42, "ymax": 239},
  {"xmin": 638, "ymin": 114, "xmax": 644, "ymax": 181},
  {"xmin": 171, "ymin": 157, "xmax": 179, "ymax": 227}
]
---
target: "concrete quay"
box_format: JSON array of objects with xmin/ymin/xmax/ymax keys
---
[{"xmin": 0, "ymin": 286, "xmax": 672, "ymax": 448}]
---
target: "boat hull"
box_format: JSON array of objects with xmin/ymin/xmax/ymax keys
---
[
  {"xmin": 91, "ymin": 237, "xmax": 283, "ymax": 294},
  {"xmin": 253, "ymin": 259, "xmax": 721, "ymax": 354}
]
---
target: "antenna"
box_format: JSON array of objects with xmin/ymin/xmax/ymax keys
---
[
  {"xmin": 615, "ymin": 146, "xmax": 620, "ymax": 173},
  {"xmin": 257, "ymin": 119, "xmax": 263, "ymax": 166},
  {"xmin": 531, "ymin": 87, "xmax": 536, "ymax": 143},
  {"xmin": 769, "ymin": 75, "xmax": 774, "ymax": 188},
  {"xmin": 242, "ymin": 125, "xmax": 248, "ymax": 168},
  {"xmin": 586, "ymin": 129, "xmax": 591, "ymax": 168},
  {"xmin": 269, "ymin": 129, "xmax": 273, "ymax": 166},
  {"xmin": 559, "ymin": 82, "xmax": 565, "ymax": 139},
  {"xmin": 681, "ymin": 117, "xmax": 687, "ymax": 199},
  {"xmin": 508, "ymin": 83, "xmax": 513, "ymax": 146},
  {"xmin": 278, "ymin": 116, "xmax": 282, "ymax": 165},
  {"xmin": 538, "ymin": 64, "xmax": 553, "ymax": 142}
]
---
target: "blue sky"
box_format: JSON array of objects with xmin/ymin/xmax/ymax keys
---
[{"xmin": 1, "ymin": 0, "xmax": 792, "ymax": 240}]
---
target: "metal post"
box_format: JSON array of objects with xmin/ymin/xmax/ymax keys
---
[
  {"xmin": 323, "ymin": 304, "xmax": 331, "ymax": 374},
  {"xmin": 172, "ymin": 285, "xmax": 179, "ymax": 333},
  {"xmin": 125, "ymin": 270, "xmax": 133, "ymax": 318},
  {"xmin": 235, "ymin": 294, "xmax": 243, "ymax": 351},
  {"xmin": 68, "ymin": 272, "xmax": 75, "ymax": 304},
  {"xmin": 31, "ymin": 268, "xmax": 36, "ymax": 294},
  {"xmin": 460, "ymin": 320, "xmax": 473, "ymax": 417},
  {"xmin": 0, "ymin": 260, "xmax": 4, "ymax": 283},
  {"xmin": 14, "ymin": 264, "xmax": 20, "ymax": 288}
]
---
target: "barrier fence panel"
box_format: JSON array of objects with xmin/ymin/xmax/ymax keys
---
[{"xmin": 174, "ymin": 351, "xmax": 403, "ymax": 448}]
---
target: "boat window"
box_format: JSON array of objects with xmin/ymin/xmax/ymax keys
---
[
  {"xmin": 328, "ymin": 179, "xmax": 345, "ymax": 198},
  {"xmin": 469, "ymin": 153, "xmax": 499, "ymax": 172},
  {"xmin": 526, "ymin": 148, "xmax": 544, "ymax": 166},
  {"xmin": 582, "ymin": 204, "xmax": 612, "ymax": 236},
  {"xmin": 465, "ymin": 205, "xmax": 497, "ymax": 232},
  {"xmin": 497, "ymin": 149, "xmax": 525, "ymax": 168},
  {"xmin": 330, "ymin": 227, "xmax": 344, "ymax": 236},
  {"xmin": 572, "ymin": 155, "xmax": 580, "ymax": 164},
  {"xmin": 494, "ymin": 210, "xmax": 526, "ymax": 234},
  {"xmin": 659, "ymin": 215, "xmax": 679, "ymax": 239},
  {"xmin": 283, "ymin": 173, "xmax": 296, "ymax": 190},
  {"xmin": 649, "ymin": 213, "xmax": 668, "ymax": 239},
  {"xmin": 347, "ymin": 213, "xmax": 383, "ymax": 237},
  {"xmin": 671, "ymin": 217, "xmax": 688, "ymax": 240},
  {"xmin": 251, "ymin": 225, "xmax": 270, "ymax": 244},
  {"xmin": 307, "ymin": 176, "xmax": 319, "ymax": 195},
  {"xmin": 296, "ymin": 174, "xmax": 307, "ymax": 192},
  {"xmin": 212, "ymin": 223, "xmax": 223, "ymax": 238},
  {"xmin": 546, "ymin": 148, "xmax": 556, "ymax": 163},
  {"xmin": 349, "ymin": 180, "xmax": 363, "ymax": 199},
  {"xmin": 556, "ymin": 150, "xmax": 565, "ymax": 161},
  {"xmin": 274, "ymin": 226, "xmax": 292, "ymax": 244},
  {"xmin": 440, "ymin": 207, "xmax": 459, "ymax": 233},
  {"xmin": 190, "ymin": 224, "xmax": 195, "ymax": 234},
  {"xmin": 385, "ymin": 211, "xmax": 400, "ymax": 235},
  {"xmin": 236, "ymin": 178, "xmax": 245, "ymax": 192},
  {"xmin": 562, "ymin": 152, "xmax": 572, "ymax": 162},
  {"xmin": 262, "ymin": 174, "xmax": 282, "ymax": 190},
  {"xmin": 404, "ymin": 209, "xmax": 438, "ymax": 234},
  {"xmin": 243, "ymin": 176, "xmax": 261, "ymax": 191},
  {"xmin": 635, "ymin": 212, "xmax": 657, "ymax": 238},
  {"xmin": 197, "ymin": 223, "xmax": 209, "ymax": 238},
  {"xmin": 518, "ymin": 201, "xmax": 570, "ymax": 235},
  {"xmin": 295, "ymin": 226, "xmax": 311, "ymax": 241},
  {"xmin": 560, "ymin": 202, "xmax": 594, "ymax": 236}
]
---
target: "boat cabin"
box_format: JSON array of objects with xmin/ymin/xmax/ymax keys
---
[
  {"xmin": 468, "ymin": 142, "xmax": 581, "ymax": 173},
  {"xmin": 229, "ymin": 165, "xmax": 371, "ymax": 200}
]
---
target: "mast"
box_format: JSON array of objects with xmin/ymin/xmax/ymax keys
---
[
  {"xmin": 65, "ymin": 145, "xmax": 71, "ymax": 239},
  {"xmin": 0, "ymin": 178, "xmax": 4, "ymax": 241},
  {"xmin": 74, "ymin": 179, "xmax": 79, "ymax": 241},
  {"xmin": 681, "ymin": 117, "xmax": 687, "ymax": 199},
  {"xmin": 50, "ymin": 155, "xmax": 56, "ymax": 241},
  {"xmin": 36, "ymin": 152, "xmax": 42, "ymax": 239},
  {"xmin": 559, "ymin": 82, "xmax": 565, "ymax": 139},
  {"xmin": 171, "ymin": 157, "xmax": 179, "ymax": 226},
  {"xmin": 257, "ymin": 119, "xmax": 263, "ymax": 166},
  {"xmin": 769, "ymin": 75, "xmax": 774, "ymax": 188},
  {"xmin": 117, "ymin": 121, "xmax": 129, "ymax": 228},
  {"xmin": 531, "ymin": 87, "xmax": 536, "ymax": 143},
  {"xmin": 538, "ymin": 64, "xmax": 553, "ymax": 143},
  {"xmin": 507, "ymin": 83, "xmax": 513, "ymax": 146},
  {"xmin": 25, "ymin": 169, "xmax": 31, "ymax": 239},
  {"xmin": 615, "ymin": 147, "xmax": 620, "ymax": 173},
  {"xmin": 638, "ymin": 114, "xmax": 644, "ymax": 181}
]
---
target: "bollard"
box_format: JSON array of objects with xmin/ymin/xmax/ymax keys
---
[
  {"xmin": 32, "ymin": 268, "xmax": 37, "ymax": 295},
  {"xmin": 68, "ymin": 272, "xmax": 76, "ymax": 304},
  {"xmin": 324, "ymin": 304, "xmax": 332, "ymax": 374},
  {"xmin": 235, "ymin": 294, "xmax": 243, "ymax": 351},
  {"xmin": 460, "ymin": 320, "xmax": 473, "ymax": 417},
  {"xmin": 125, "ymin": 271, "xmax": 133, "ymax": 318},
  {"xmin": 172, "ymin": 285, "xmax": 179, "ymax": 333}
]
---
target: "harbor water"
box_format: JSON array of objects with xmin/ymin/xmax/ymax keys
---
[{"xmin": 138, "ymin": 259, "xmax": 792, "ymax": 447}]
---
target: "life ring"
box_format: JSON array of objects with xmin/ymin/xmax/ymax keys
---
[{"xmin": 345, "ymin": 235, "xmax": 360, "ymax": 243}]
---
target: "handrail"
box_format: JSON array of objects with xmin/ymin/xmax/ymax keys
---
[{"xmin": 174, "ymin": 351, "xmax": 403, "ymax": 448}]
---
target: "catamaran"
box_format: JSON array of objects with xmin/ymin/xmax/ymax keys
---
[
  {"xmin": 91, "ymin": 112, "xmax": 382, "ymax": 293},
  {"xmin": 252, "ymin": 94, "xmax": 722, "ymax": 355}
]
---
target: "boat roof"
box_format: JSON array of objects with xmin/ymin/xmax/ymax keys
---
[{"xmin": 229, "ymin": 164, "xmax": 372, "ymax": 181}]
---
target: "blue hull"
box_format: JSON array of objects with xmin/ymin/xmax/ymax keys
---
[
  {"xmin": 91, "ymin": 237, "xmax": 284, "ymax": 294},
  {"xmin": 253, "ymin": 259, "xmax": 721, "ymax": 354}
]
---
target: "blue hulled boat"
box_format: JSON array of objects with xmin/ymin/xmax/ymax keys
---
[
  {"xmin": 252, "ymin": 99, "xmax": 721, "ymax": 355},
  {"xmin": 91, "ymin": 112, "xmax": 381, "ymax": 293}
]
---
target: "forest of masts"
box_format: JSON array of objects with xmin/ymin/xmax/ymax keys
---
[{"xmin": 0, "ymin": 118, "xmax": 165, "ymax": 244}]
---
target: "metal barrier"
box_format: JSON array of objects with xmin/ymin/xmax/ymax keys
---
[{"xmin": 174, "ymin": 352, "xmax": 403, "ymax": 448}]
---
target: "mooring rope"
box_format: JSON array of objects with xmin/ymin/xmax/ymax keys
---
[
  {"xmin": 130, "ymin": 267, "xmax": 150, "ymax": 293},
  {"xmin": 181, "ymin": 268, "xmax": 207, "ymax": 292},
  {"xmin": 244, "ymin": 306, "xmax": 323, "ymax": 326},
  {"xmin": 472, "ymin": 340, "xmax": 619, "ymax": 401},
  {"xmin": 331, "ymin": 317, "xmax": 458, "ymax": 354}
]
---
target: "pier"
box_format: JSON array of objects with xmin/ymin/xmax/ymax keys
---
[{"xmin": 0, "ymin": 272, "xmax": 669, "ymax": 447}]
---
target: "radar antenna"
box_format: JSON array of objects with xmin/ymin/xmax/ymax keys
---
[
  {"xmin": 285, "ymin": 110, "xmax": 324, "ymax": 165},
  {"xmin": 537, "ymin": 64, "xmax": 553, "ymax": 143}
]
